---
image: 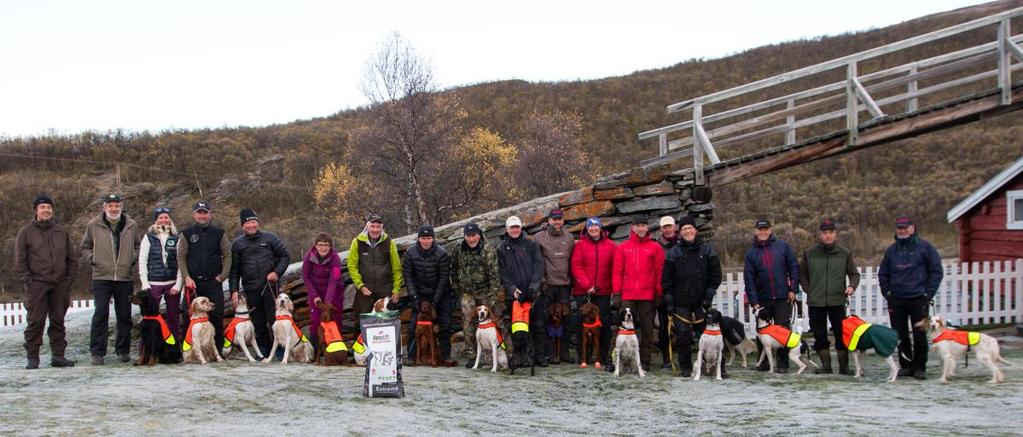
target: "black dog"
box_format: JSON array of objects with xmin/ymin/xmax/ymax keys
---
[
  {"xmin": 132, "ymin": 289, "xmax": 183, "ymax": 365},
  {"xmin": 509, "ymin": 295, "xmax": 536, "ymax": 376}
]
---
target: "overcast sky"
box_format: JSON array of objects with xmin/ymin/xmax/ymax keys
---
[{"xmin": 0, "ymin": 0, "xmax": 991, "ymax": 137}]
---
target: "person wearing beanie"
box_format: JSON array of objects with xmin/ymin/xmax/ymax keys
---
[
  {"xmin": 16, "ymin": 194, "xmax": 78, "ymax": 369},
  {"xmin": 229, "ymin": 208, "xmax": 291, "ymax": 356},
  {"xmin": 532, "ymin": 208, "xmax": 576, "ymax": 364},
  {"xmin": 798, "ymin": 218, "xmax": 861, "ymax": 375},
  {"xmin": 403, "ymin": 224, "xmax": 456, "ymax": 366},
  {"xmin": 347, "ymin": 214, "xmax": 403, "ymax": 336},
  {"xmin": 81, "ymin": 194, "xmax": 142, "ymax": 365},
  {"xmin": 448, "ymin": 222, "xmax": 501, "ymax": 366},
  {"xmin": 177, "ymin": 200, "xmax": 232, "ymax": 355},
  {"xmin": 569, "ymin": 217, "xmax": 617, "ymax": 368},
  {"xmin": 138, "ymin": 207, "xmax": 184, "ymax": 341}
]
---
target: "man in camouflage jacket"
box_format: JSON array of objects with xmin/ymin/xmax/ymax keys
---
[{"xmin": 448, "ymin": 223, "xmax": 502, "ymax": 365}]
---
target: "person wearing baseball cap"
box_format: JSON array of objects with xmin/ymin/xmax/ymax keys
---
[
  {"xmin": 81, "ymin": 194, "xmax": 142, "ymax": 365},
  {"xmin": 403, "ymin": 224, "xmax": 457, "ymax": 366},
  {"xmin": 495, "ymin": 215, "xmax": 546, "ymax": 368},
  {"xmin": 743, "ymin": 217, "xmax": 800, "ymax": 372},
  {"xmin": 449, "ymin": 222, "xmax": 502, "ymax": 366},
  {"xmin": 229, "ymin": 208, "xmax": 291, "ymax": 357},
  {"xmin": 532, "ymin": 208, "xmax": 576, "ymax": 364},
  {"xmin": 654, "ymin": 215, "xmax": 681, "ymax": 369},
  {"xmin": 879, "ymin": 214, "xmax": 942, "ymax": 380},
  {"xmin": 798, "ymin": 218, "xmax": 861, "ymax": 375},
  {"xmin": 347, "ymin": 214, "xmax": 403, "ymax": 336},
  {"xmin": 177, "ymin": 200, "xmax": 232, "ymax": 355},
  {"xmin": 16, "ymin": 194, "xmax": 78, "ymax": 369}
]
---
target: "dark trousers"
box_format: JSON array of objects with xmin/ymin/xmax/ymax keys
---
[
  {"xmin": 760, "ymin": 299, "xmax": 793, "ymax": 369},
  {"xmin": 544, "ymin": 285, "xmax": 572, "ymax": 360},
  {"xmin": 408, "ymin": 293, "xmax": 455, "ymax": 360},
  {"xmin": 243, "ymin": 283, "xmax": 277, "ymax": 354},
  {"xmin": 90, "ymin": 280, "xmax": 133, "ymax": 357},
  {"xmin": 657, "ymin": 301, "xmax": 669, "ymax": 362},
  {"xmin": 573, "ymin": 294, "xmax": 612, "ymax": 364},
  {"xmin": 672, "ymin": 306, "xmax": 706, "ymax": 371},
  {"xmin": 503, "ymin": 294, "xmax": 549, "ymax": 361},
  {"xmin": 889, "ymin": 295, "xmax": 930, "ymax": 371},
  {"xmin": 195, "ymin": 280, "xmax": 227, "ymax": 353},
  {"xmin": 23, "ymin": 280, "xmax": 72, "ymax": 358},
  {"xmin": 808, "ymin": 305, "xmax": 846, "ymax": 352},
  {"xmin": 623, "ymin": 299, "xmax": 656, "ymax": 366}
]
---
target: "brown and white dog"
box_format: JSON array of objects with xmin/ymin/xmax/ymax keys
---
[
  {"xmin": 918, "ymin": 316, "xmax": 1010, "ymax": 383},
  {"xmin": 471, "ymin": 304, "xmax": 509, "ymax": 372},
  {"xmin": 578, "ymin": 302, "xmax": 602, "ymax": 369},
  {"xmin": 613, "ymin": 308, "xmax": 645, "ymax": 378},
  {"xmin": 412, "ymin": 300, "xmax": 440, "ymax": 367},
  {"xmin": 182, "ymin": 296, "xmax": 223, "ymax": 365},
  {"xmin": 315, "ymin": 301, "xmax": 348, "ymax": 366},
  {"xmin": 263, "ymin": 294, "xmax": 313, "ymax": 364},
  {"xmin": 223, "ymin": 292, "xmax": 263, "ymax": 362},
  {"xmin": 547, "ymin": 301, "xmax": 570, "ymax": 364}
]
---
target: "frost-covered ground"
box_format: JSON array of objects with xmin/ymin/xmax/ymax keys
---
[{"xmin": 1, "ymin": 311, "xmax": 1021, "ymax": 436}]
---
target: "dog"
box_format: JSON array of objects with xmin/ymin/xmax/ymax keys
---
[
  {"xmin": 918, "ymin": 316, "xmax": 1010, "ymax": 383},
  {"xmin": 223, "ymin": 292, "xmax": 263, "ymax": 362},
  {"xmin": 754, "ymin": 308, "xmax": 816, "ymax": 374},
  {"xmin": 613, "ymin": 307, "xmax": 645, "ymax": 378},
  {"xmin": 263, "ymin": 294, "xmax": 313, "ymax": 364},
  {"xmin": 131, "ymin": 289, "xmax": 182, "ymax": 365},
  {"xmin": 694, "ymin": 309, "xmax": 726, "ymax": 381},
  {"xmin": 182, "ymin": 296, "xmax": 223, "ymax": 364},
  {"xmin": 578, "ymin": 301, "xmax": 603, "ymax": 369},
  {"xmin": 412, "ymin": 300, "xmax": 440, "ymax": 367},
  {"xmin": 720, "ymin": 316, "xmax": 755, "ymax": 367},
  {"xmin": 840, "ymin": 314, "xmax": 901, "ymax": 383},
  {"xmin": 354, "ymin": 297, "xmax": 393, "ymax": 366},
  {"xmin": 315, "ymin": 301, "xmax": 348, "ymax": 366},
  {"xmin": 471, "ymin": 304, "xmax": 509, "ymax": 372},
  {"xmin": 509, "ymin": 298, "xmax": 535, "ymax": 376},
  {"xmin": 547, "ymin": 301, "xmax": 570, "ymax": 364}
]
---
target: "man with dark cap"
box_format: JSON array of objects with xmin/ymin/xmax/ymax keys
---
[
  {"xmin": 531, "ymin": 208, "xmax": 576, "ymax": 364},
  {"xmin": 177, "ymin": 200, "xmax": 232, "ymax": 353},
  {"xmin": 16, "ymin": 194, "xmax": 78, "ymax": 369},
  {"xmin": 799, "ymin": 218, "xmax": 860, "ymax": 375},
  {"xmin": 347, "ymin": 214, "xmax": 403, "ymax": 334},
  {"xmin": 743, "ymin": 217, "xmax": 800, "ymax": 372},
  {"xmin": 611, "ymin": 215, "xmax": 665, "ymax": 371},
  {"xmin": 448, "ymin": 222, "xmax": 501, "ymax": 365},
  {"xmin": 403, "ymin": 224, "xmax": 456, "ymax": 366},
  {"xmin": 879, "ymin": 215, "xmax": 942, "ymax": 380},
  {"xmin": 229, "ymin": 208, "xmax": 290, "ymax": 355},
  {"xmin": 82, "ymin": 194, "xmax": 143, "ymax": 365}
]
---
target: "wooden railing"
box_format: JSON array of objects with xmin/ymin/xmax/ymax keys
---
[{"xmin": 639, "ymin": 7, "xmax": 1023, "ymax": 185}]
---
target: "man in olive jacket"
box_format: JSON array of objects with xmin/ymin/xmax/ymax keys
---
[
  {"xmin": 16, "ymin": 194, "xmax": 78, "ymax": 369},
  {"xmin": 798, "ymin": 218, "xmax": 860, "ymax": 375},
  {"xmin": 81, "ymin": 194, "xmax": 143, "ymax": 365}
]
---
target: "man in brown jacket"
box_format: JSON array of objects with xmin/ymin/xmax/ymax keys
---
[
  {"xmin": 81, "ymin": 194, "xmax": 142, "ymax": 365},
  {"xmin": 532, "ymin": 208, "xmax": 575, "ymax": 364},
  {"xmin": 15, "ymin": 194, "xmax": 78, "ymax": 369}
]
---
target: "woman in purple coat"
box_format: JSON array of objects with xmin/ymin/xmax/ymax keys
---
[{"xmin": 302, "ymin": 233, "xmax": 344, "ymax": 352}]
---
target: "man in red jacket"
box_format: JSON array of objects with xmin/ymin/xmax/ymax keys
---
[{"xmin": 612, "ymin": 215, "xmax": 665, "ymax": 371}]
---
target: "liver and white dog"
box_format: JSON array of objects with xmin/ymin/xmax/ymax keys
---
[
  {"xmin": 613, "ymin": 308, "xmax": 645, "ymax": 378},
  {"xmin": 694, "ymin": 309, "xmax": 726, "ymax": 381},
  {"xmin": 918, "ymin": 316, "xmax": 1010, "ymax": 383},
  {"xmin": 263, "ymin": 294, "xmax": 313, "ymax": 364},
  {"xmin": 471, "ymin": 304, "xmax": 509, "ymax": 372}
]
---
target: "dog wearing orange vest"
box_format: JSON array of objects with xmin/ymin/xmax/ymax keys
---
[
  {"xmin": 754, "ymin": 308, "xmax": 816, "ymax": 374},
  {"xmin": 412, "ymin": 300, "xmax": 440, "ymax": 367},
  {"xmin": 613, "ymin": 308, "xmax": 645, "ymax": 378},
  {"xmin": 263, "ymin": 293, "xmax": 312, "ymax": 364},
  {"xmin": 182, "ymin": 296, "xmax": 223, "ymax": 364},
  {"xmin": 315, "ymin": 301, "xmax": 348, "ymax": 366},
  {"xmin": 841, "ymin": 314, "xmax": 900, "ymax": 383},
  {"xmin": 693, "ymin": 309, "xmax": 725, "ymax": 381},
  {"xmin": 223, "ymin": 292, "xmax": 263, "ymax": 362},
  {"xmin": 131, "ymin": 289, "xmax": 182, "ymax": 365},
  {"xmin": 471, "ymin": 304, "xmax": 509, "ymax": 372},
  {"xmin": 917, "ymin": 316, "xmax": 1010, "ymax": 383}
]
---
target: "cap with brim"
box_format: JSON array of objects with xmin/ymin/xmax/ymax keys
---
[
  {"xmin": 820, "ymin": 218, "xmax": 836, "ymax": 231},
  {"xmin": 192, "ymin": 201, "xmax": 210, "ymax": 212},
  {"xmin": 659, "ymin": 216, "xmax": 675, "ymax": 227},
  {"xmin": 895, "ymin": 216, "xmax": 913, "ymax": 228},
  {"xmin": 463, "ymin": 223, "xmax": 482, "ymax": 235},
  {"xmin": 367, "ymin": 215, "xmax": 383, "ymax": 224},
  {"xmin": 417, "ymin": 225, "xmax": 435, "ymax": 238},
  {"xmin": 755, "ymin": 218, "xmax": 771, "ymax": 229},
  {"xmin": 103, "ymin": 194, "xmax": 122, "ymax": 204},
  {"xmin": 505, "ymin": 216, "xmax": 522, "ymax": 228},
  {"xmin": 548, "ymin": 209, "xmax": 564, "ymax": 219}
]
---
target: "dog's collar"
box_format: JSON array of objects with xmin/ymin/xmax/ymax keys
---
[
  {"xmin": 416, "ymin": 320, "xmax": 433, "ymax": 326},
  {"xmin": 582, "ymin": 319, "xmax": 602, "ymax": 329},
  {"xmin": 618, "ymin": 329, "xmax": 636, "ymax": 336},
  {"xmin": 479, "ymin": 321, "xmax": 497, "ymax": 329},
  {"xmin": 234, "ymin": 310, "xmax": 249, "ymax": 316},
  {"xmin": 703, "ymin": 329, "xmax": 722, "ymax": 336}
]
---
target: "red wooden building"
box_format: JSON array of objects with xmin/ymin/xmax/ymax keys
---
[{"xmin": 948, "ymin": 156, "xmax": 1023, "ymax": 263}]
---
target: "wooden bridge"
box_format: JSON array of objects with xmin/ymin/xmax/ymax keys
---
[{"xmin": 639, "ymin": 6, "xmax": 1023, "ymax": 187}]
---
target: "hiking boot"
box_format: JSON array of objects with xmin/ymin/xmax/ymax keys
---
[
  {"xmin": 897, "ymin": 368, "xmax": 915, "ymax": 377},
  {"xmin": 837, "ymin": 350, "xmax": 854, "ymax": 375},
  {"xmin": 91, "ymin": 355, "xmax": 104, "ymax": 365},
  {"xmin": 776, "ymin": 367, "xmax": 789, "ymax": 374},
  {"xmin": 815, "ymin": 350, "xmax": 833, "ymax": 374},
  {"xmin": 26, "ymin": 357, "xmax": 40, "ymax": 370},
  {"xmin": 441, "ymin": 358, "xmax": 458, "ymax": 367},
  {"xmin": 755, "ymin": 360, "xmax": 770, "ymax": 371},
  {"xmin": 535, "ymin": 358, "xmax": 549, "ymax": 368},
  {"xmin": 604, "ymin": 363, "xmax": 615, "ymax": 373},
  {"xmin": 117, "ymin": 353, "xmax": 130, "ymax": 363},
  {"xmin": 550, "ymin": 355, "xmax": 561, "ymax": 365},
  {"xmin": 680, "ymin": 369, "xmax": 692, "ymax": 378},
  {"xmin": 661, "ymin": 362, "xmax": 673, "ymax": 369},
  {"xmin": 913, "ymin": 369, "xmax": 926, "ymax": 380},
  {"xmin": 51, "ymin": 356, "xmax": 75, "ymax": 368},
  {"xmin": 465, "ymin": 358, "xmax": 477, "ymax": 368}
]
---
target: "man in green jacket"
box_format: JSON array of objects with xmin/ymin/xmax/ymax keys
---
[
  {"xmin": 347, "ymin": 215, "xmax": 403, "ymax": 333},
  {"xmin": 798, "ymin": 218, "xmax": 860, "ymax": 375},
  {"xmin": 81, "ymin": 194, "xmax": 143, "ymax": 365},
  {"xmin": 448, "ymin": 222, "xmax": 501, "ymax": 365}
]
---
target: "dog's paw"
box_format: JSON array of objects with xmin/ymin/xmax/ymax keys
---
[
  {"xmin": 580, "ymin": 362, "xmax": 588, "ymax": 368},
  {"xmin": 594, "ymin": 362, "xmax": 602, "ymax": 369},
  {"xmin": 261, "ymin": 358, "xmax": 271, "ymax": 363}
]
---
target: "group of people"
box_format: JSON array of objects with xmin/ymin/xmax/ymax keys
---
[{"xmin": 15, "ymin": 193, "xmax": 944, "ymax": 380}]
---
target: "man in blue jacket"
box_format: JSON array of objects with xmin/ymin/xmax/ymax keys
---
[
  {"xmin": 878, "ymin": 216, "xmax": 943, "ymax": 380},
  {"xmin": 743, "ymin": 218, "xmax": 800, "ymax": 372}
]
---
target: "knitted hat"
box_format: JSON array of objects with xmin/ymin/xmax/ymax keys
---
[
  {"xmin": 33, "ymin": 194, "xmax": 53, "ymax": 209},
  {"xmin": 240, "ymin": 208, "xmax": 259, "ymax": 225}
]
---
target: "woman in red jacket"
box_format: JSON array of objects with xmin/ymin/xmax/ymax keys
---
[
  {"xmin": 611, "ymin": 217, "xmax": 665, "ymax": 370},
  {"xmin": 570, "ymin": 217, "xmax": 617, "ymax": 365}
]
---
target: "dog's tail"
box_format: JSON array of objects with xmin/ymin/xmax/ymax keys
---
[{"xmin": 995, "ymin": 348, "xmax": 1013, "ymax": 366}]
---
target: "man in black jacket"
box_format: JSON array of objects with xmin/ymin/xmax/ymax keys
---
[
  {"xmin": 495, "ymin": 215, "xmax": 547, "ymax": 366},
  {"xmin": 229, "ymin": 208, "xmax": 290, "ymax": 355},
  {"xmin": 178, "ymin": 201, "xmax": 232, "ymax": 355},
  {"xmin": 661, "ymin": 217, "xmax": 722, "ymax": 377},
  {"xmin": 403, "ymin": 225, "xmax": 456, "ymax": 366}
]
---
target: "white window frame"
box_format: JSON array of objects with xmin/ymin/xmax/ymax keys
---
[{"xmin": 1007, "ymin": 190, "xmax": 1023, "ymax": 230}]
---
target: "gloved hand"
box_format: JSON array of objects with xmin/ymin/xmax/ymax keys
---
[
  {"xmin": 655, "ymin": 295, "xmax": 664, "ymax": 308},
  {"xmin": 611, "ymin": 294, "xmax": 622, "ymax": 310},
  {"xmin": 517, "ymin": 291, "xmax": 529, "ymax": 304},
  {"xmin": 570, "ymin": 300, "xmax": 578, "ymax": 312},
  {"xmin": 665, "ymin": 304, "xmax": 675, "ymax": 316},
  {"xmin": 433, "ymin": 293, "xmax": 443, "ymax": 307},
  {"xmin": 701, "ymin": 299, "xmax": 712, "ymax": 311}
]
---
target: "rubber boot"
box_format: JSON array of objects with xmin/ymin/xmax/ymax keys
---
[
  {"xmin": 308, "ymin": 334, "xmax": 320, "ymax": 363},
  {"xmin": 837, "ymin": 349, "xmax": 854, "ymax": 375},
  {"xmin": 815, "ymin": 349, "xmax": 833, "ymax": 374}
]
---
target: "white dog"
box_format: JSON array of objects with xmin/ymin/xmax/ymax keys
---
[
  {"xmin": 471, "ymin": 304, "xmax": 509, "ymax": 372},
  {"xmin": 354, "ymin": 296, "xmax": 392, "ymax": 366},
  {"xmin": 223, "ymin": 292, "xmax": 263, "ymax": 362},
  {"xmin": 694, "ymin": 309, "xmax": 726, "ymax": 381},
  {"xmin": 755, "ymin": 308, "xmax": 816, "ymax": 375},
  {"xmin": 919, "ymin": 316, "xmax": 1010, "ymax": 383},
  {"xmin": 263, "ymin": 294, "xmax": 313, "ymax": 364},
  {"xmin": 182, "ymin": 297, "xmax": 224, "ymax": 365},
  {"xmin": 613, "ymin": 308, "xmax": 645, "ymax": 378}
]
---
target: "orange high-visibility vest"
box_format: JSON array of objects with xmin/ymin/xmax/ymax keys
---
[
  {"xmin": 478, "ymin": 321, "xmax": 507, "ymax": 350},
  {"xmin": 142, "ymin": 315, "xmax": 176, "ymax": 345},
  {"xmin": 321, "ymin": 320, "xmax": 348, "ymax": 353},
  {"xmin": 275, "ymin": 315, "xmax": 309, "ymax": 343},
  {"xmin": 511, "ymin": 301, "xmax": 531, "ymax": 334},
  {"xmin": 758, "ymin": 324, "xmax": 800, "ymax": 348},
  {"xmin": 932, "ymin": 329, "xmax": 981, "ymax": 346},
  {"xmin": 224, "ymin": 317, "xmax": 245, "ymax": 348},
  {"xmin": 842, "ymin": 315, "xmax": 872, "ymax": 351},
  {"xmin": 182, "ymin": 317, "xmax": 208, "ymax": 352}
]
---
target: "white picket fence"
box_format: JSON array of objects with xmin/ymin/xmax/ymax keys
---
[
  {"xmin": 714, "ymin": 259, "xmax": 1023, "ymax": 332},
  {"xmin": 1, "ymin": 299, "xmax": 102, "ymax": 328}
]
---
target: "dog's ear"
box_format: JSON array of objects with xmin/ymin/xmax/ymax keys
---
[{"xmin": 286, "ymin": 297, "xmax": 295, "ymax": 312}]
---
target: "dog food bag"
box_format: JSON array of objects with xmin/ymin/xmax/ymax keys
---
[{"xmin": 360, "ymin": 312, "xmax": 405, "ymax": 398}]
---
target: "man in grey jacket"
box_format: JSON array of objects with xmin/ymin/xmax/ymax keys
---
[
  {"xmin": 81, "ymin": 194, "xmax": 142, "ymax": 365},
  {"xmin": 532, "ymin": 208, "xmax": 575, "ymax": 364}
]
